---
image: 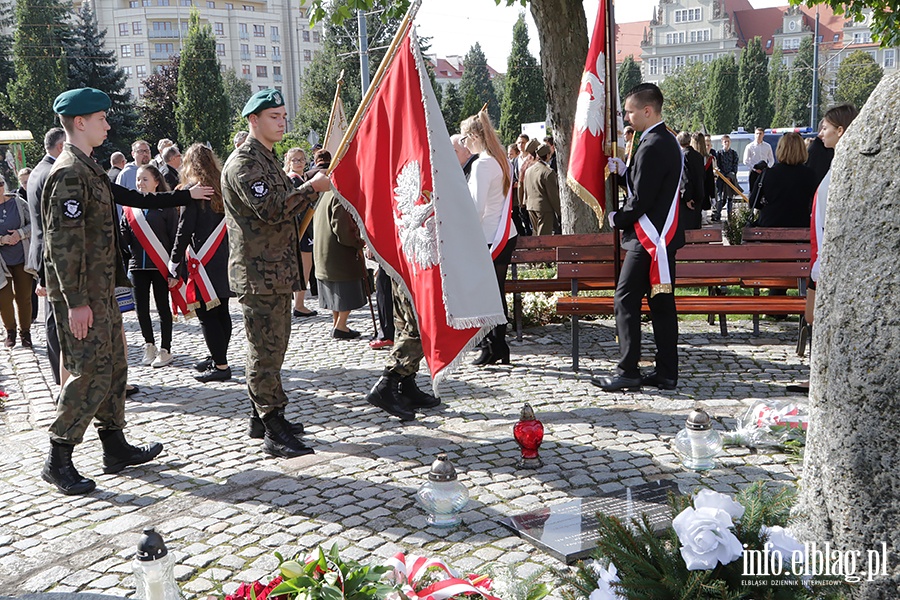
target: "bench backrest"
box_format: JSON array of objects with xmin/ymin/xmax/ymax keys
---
[{"xmin": 742, "ymin": 227, "xmax": 810, "ymax": 243}]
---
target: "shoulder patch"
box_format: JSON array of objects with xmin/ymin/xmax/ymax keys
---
[
  {"xmin": 250, "ymin": 180, "xmax": 269, "ymax": 198},
  {"xmin": 63, "ymin": 199, "xmax": 83, "ymax": 219}
]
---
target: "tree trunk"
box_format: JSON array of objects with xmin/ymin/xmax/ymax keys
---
[
  {"xmin": 529, "ymin": 0, "xmax": 599, "ymax": 234},
  {"xmin": 795, "ymin": 72, "xmax": 900, "ymax": 597}
]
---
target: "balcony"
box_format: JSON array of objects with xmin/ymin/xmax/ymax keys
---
[
  {"xmin": 271, "ymin": 34, "xmax": 280, "ymax": 42},
  {"xmin": 239, "ymin": 31, "xmax": 249, "ymax": 39},
  {"xmin": 273, "ymin": 73, "xmax": 282, "ymax": 82},
  {"xmin": 242, "ymin": 73, "xmax": 252, "ymax": 80},
  {"xmin": 149, "ymin": 30, "xmax": 179, "ymax": 38},
  {"xmin": 240, "ymin": 52, "xmax": 251, "ymax": 60},
  {"xmin": 150, "ymin": 51, "xmax": 175, "ymax": 60},
  {"xmin": 272, "ymin": 54, "xmax": 281, "ymax": 62}
]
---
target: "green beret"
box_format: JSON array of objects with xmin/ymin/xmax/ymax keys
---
[
  {"xmin": 53, "ymin": 88, "xmax": 111, "ymax": 116},
  {"xmin": 242, "ymin": 88, "xmax": 285, "ymax": 117}
]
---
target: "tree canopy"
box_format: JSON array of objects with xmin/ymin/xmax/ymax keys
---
[
  {"xmin": 660, "ymin": 61, "xmax": 709, "ymax": 132},
  {"xmin": 498, "ymin": 14, "xmax": 545, "ymax": 144},
  {"xmin": 617, "ymin": 55, "xmax": 642, "ymax": 102},
  {"xmin": 834, "ymin": 49, "xmax": 883, "ymax": 110},
  {"xmin": 139, "ymin": 56, "xmax": 179, "ymax": 146},
  {"xmin": 793, "ymin": 0, "xmax": 900, "ymax": 47},
  {"xmin": 768, "ymin": 44, "xmax": 791, "ymax": 128},
  {"xmin": 458, "ymin": 43, "xmax": 500, "ymax": 125},
  {"xmin": 784, "ymin": 36, "xmax": 816, "ymax": 127},
  {"xmin": 738, "ymin": 37, "xmax": 772, "ymax": 129},
  {"xmin": 704, "ymin": 55, "xmax": 738, "ymax": 134}
]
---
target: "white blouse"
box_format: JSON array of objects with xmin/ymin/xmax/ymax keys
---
[{"xmin": 467, "ymin": 153, "xmax": 506, "ymax": 244}]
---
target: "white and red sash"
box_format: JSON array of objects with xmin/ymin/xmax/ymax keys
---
[
  {"xmin": 123, "ymin": 206, "xmax": 190, "ymax": 316},
  {"xmin": 488, "ymin": 185, "xmax": 514, "ymax": 260},
  {"xmin": 627, "ymin": 130, "xmax": 682, "ymax": 297},
  {"xmin": 184, "ymin": 218, "xmax": 227, "ymax": 311}
]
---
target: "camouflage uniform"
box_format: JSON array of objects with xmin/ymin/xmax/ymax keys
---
[
  {"xmin": 386, "ymin": 281, "xmax": 424, "ymax": 377},
  {"xmin": 42, "ymin": 143, "xmax": 129, "ymax": 444},
  {"xmin": 221, "ymin": 135, "xmax": 319, "ymax": 417}
]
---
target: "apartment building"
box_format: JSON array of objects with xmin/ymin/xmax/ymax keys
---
[
  {"xmin": 77, "ymin": 0, "xmax": 323, "ymax": 122},
  {"xmin": 615, "ymin": 0, "xmax": 897, "ymax": 100}
]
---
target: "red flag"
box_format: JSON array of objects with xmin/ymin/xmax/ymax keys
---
[
  {"xmin": 567, "ymin": 0, "xmax": 613, "ymax": 221},
  {"xmin": 330, "ymin": 28, "xmax": 506, "ymax": 390}
]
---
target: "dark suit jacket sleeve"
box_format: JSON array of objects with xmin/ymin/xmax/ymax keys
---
[
  {"xmin": 170, "ymin": 200, "xmax": 198, "ymax": 270},
  {"xmin": 613, "ymin": 140, "xmax": 667, "ymax": 229},
  {"xmin": 112, "ymin": 183, "xmax": 192, "ymax": 208}
]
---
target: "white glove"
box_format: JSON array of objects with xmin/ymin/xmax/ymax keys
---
[
  {"xmin": 608, "ymin": 157, "xmax": 626, "ymax": 176},
  {"xmin": 607, "ymin": 211, "xmax": 617, "ymax": 229},
  {"xmin": 167, "ymin": 260, "xmax": 179, "ymax": 277}
]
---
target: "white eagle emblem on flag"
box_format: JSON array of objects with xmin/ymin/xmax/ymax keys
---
[
  {"xmin": 574, "ymin": 52, "xmax": 606, "ymax": 137},
  {"xmin": 393, "ymin": 161, "xmax": 437, "ymax": 272}
]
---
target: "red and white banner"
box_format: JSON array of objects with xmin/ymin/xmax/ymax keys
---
[
  {"xmin": 567, "ymin": 0, "xmax": 613, "ymax": 221},
  {"xmin": 184, "ymin": 217, "xmax": 227, "ymax": 311},
  {"xmin": 123, "ymin": 207, "xmax": 190, "ymax": 316},
  {"xmin": 384, "ymin": 552, "xmax": 500, "ymax": 600},
  {"xmin": 329, "ymin": 27, "xmax": 506, "ymax": 391}
]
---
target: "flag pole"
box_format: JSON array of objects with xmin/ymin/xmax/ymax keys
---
[
  {"xmin": 323, "ymin": 69, "xmax": 345, "ymax": 147},
  {"xmin": 606, "ymin": 0, "xmax": 622, "ymax": 284},
  {"xmin": 328, "ymin": 0, "xmax": 422, "ymax": 173}
]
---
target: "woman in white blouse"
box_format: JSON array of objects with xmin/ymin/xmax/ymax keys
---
[{"xmin": 460, "ymin": 110, "xmax": 516, "ymax": 365}]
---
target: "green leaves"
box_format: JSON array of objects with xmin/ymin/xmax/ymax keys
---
[{"xmin": 271, "ymin": 544, "xmax": 398, "ymax": 600}]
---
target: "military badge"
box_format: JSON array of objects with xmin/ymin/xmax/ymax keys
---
[
  {"xmin": 273, "ymin": 92, "xmax": 282, "ymax": 105},
  {"xmin": 63, "ymin": 199, "xmax": 83, "ymax": 219},
  {"xmin": 250, "ymin": 180, "xmax": 269, "ymax": 198}
]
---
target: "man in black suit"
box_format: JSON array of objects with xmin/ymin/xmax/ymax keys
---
[{"xmin": 593, "ymin": 83, "xmax": 684, "ymax": 392}]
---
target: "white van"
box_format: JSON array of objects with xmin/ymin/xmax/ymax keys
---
[{"xmin": 710, "ymin": 127, "xmax": 817, "ymax": 193}]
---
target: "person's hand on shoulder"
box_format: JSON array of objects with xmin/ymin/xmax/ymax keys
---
[{"xmin": 188, "ymin": 184, "xmax": 214, "ymax": 200}]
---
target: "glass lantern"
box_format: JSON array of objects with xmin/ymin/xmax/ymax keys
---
[
  {"xmin": 416, "ymin": 453, "xmax": 469, "ymax": 527},
  {"xmin": 673, "ymin": 407, "xmax": 723, "ymax": 471},
  {"xmin": 513, "ymin": 404, "xmax": 544, "ymax": 469},
  {"xmin": 133, "ymin": 528, "xmax": 183, "ymax": 600}
]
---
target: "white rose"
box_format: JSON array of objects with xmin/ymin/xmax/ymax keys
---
[
  {"xmin": 760, "ymin": 525, "xmax": 806, "ymax": 573},
  {"xmin": 672, "ymin": 506, "xmax": 744, "ymax": 570},
  {"xmin": 587, "ymin": 562, "xmax": 625, "ymax": 600},
  {"xmin": 693, "ymin": 489, "xmax": 745, "ymax": 521}
]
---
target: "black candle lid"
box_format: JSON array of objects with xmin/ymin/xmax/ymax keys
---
[{"xmin": 136, "ymin": 527, "xmax": 168, "ymax": 562}]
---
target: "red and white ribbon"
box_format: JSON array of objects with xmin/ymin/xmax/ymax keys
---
[
  {"xmin": 184, "ymin": 218, "xmax": 227, "ymax": 310},
  {"xmin": 488, "ymin": 185, "xmax": 514, "ymax": 261},
  {"xmin": 123, "ymin": 206, "xmax": 190, "ymax": 316},
  {"xmin": 384, "ymin": 552, "xmax": 500, "ymax": 600}
]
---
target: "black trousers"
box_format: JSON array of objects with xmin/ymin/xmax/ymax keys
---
[
  {"xmin": 195, "ymin": 297, "xmax": 232, "ymax": 366},
  {"xmin": 130, "ymin": 269, "xmax": 173, "ymax": 350},
  {"xmin": 614, "ymin": 248, "xmax": 678, "ymax": 380},
  {"xmin": 375, "ymin": 268, "xmax": 394, "ymax": 341}
]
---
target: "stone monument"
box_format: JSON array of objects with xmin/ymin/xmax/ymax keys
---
[{"xmin": 795, "ymin": 72, "xmax": 900, "ymax": 596}]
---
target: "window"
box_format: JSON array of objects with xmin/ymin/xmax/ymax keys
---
[
  {"xmin": 313, "ymin": 31, "xmax": 320, "ymax": 43},
  {"xmin": 123, "ymin": 66, "xmax": 133, "ymax": 78},
  {"xmin": 142, "ymin": 0, "xmax": 150, "ymax": 5},
  {"xmin": 207, "ymin": 1, "xmax": 215, "ymax": 6},
  {"xmin": 155, "ymin": 43, "xmax": 175, "ymax": 53},
  {"xmin": 119, "ymin": 23, "xmax": 129, "ymax": 36},
  {"xmin": 256, "ymin": 65, "xmax": 267, "ymax": 77},
  {"xmin": 138, "ymin": 86, "xmax": 146, "ymax": 97},
  {"xmin": 240, "ymin": 43, "xmax": 249, "ymax": 59},
  {"xmin": 181, "ymin": 21, "xmax": 189, "ymax": 32},
  {"xmin": 239, "ymin": 23, "xmax": 248, "ymax": 34},
  {"xmin": 134, "ymin": 43, "xmax": 145, "ymax": 56},
  {"xmin": 273, "ymin": 66, "xmax": 281, "ymax": 76},
  {"xmin": 662, "ymin": 56, "xmax": 672, "ymax": 74},
  {"xmin": 225, "ymin": 3, "xmax": 233, "ymax": 9},
  {"xmin": 271, "ymin": 26, "xmax": 279, "ymax": 38},
  {"xmin": 648, "ymin": 58, "xmax": 658, "ymax": 75},
  {"xmin": 702, "ymin": 53, "xmax": 713, "ymax": 63},
  {"xmin": 158, "ymin": 0, "xmax": 170, "ymax": 6},
  {"xmin": 216, "ymin": 42, "xmax": 225, "ymax": 56},
  {"xmin": 181, "ymin": 0, "xmax": 192, "ymax": 5},
  {"xmin": 782, "ymin": 37, "xmax": 800, "ymax": 50},
  {"xmin": 129, "ymin": 1, "xmax": 138, "ymax": 7},
  {"xmin": 688, "ymin": 55, "xmax": 699, "ymax": 64},
  {"xmin": 253, "ymin": 24, "xmax": 264, "ymax": 37},
  {"xmin": 243, "ymin": 4, "xmax": 254, "ymax": 10},
  {"xmin": 884, "ymin": 49, "xmax": 895, "ymax": 68},
  {"xmin": 133, "ymin": 21, "xmax": 143, "ymax": 35},
  {"xmin": 853, "ymin": 32, "xmax": 872, "ymax": 44},
  {"xmin": 121, "ymin": 44, "xmax": 132, "ymax": 57},
  {"xmin": 674, "ymin": 8, "xmax": 701, "ymax": 23},
  {"xmin": 214, "ymin": 22, "xmax": 224, "ymax": 35},
  {"xmin": 241, "ymin": 64, "xmax": 251, "ymax": 79},
  {"xmin": 675, "ymin": 56, "xmax": 685, "ymax": 69},
  {"xmin": 137, "ymin": 65, "xmax": 147, "ymax": 77},
  {"xmin": 153, "ymin": 21, "xmax": 174, "ymax": 32},
  {"xmin": 303, "ymin": 49, "xmax": 311, "ymax": 61},
  {"xmin": 272, "ymin": 46, "xmax": 281, "ymax": 58},
  {"xmin": 258, "ymin": 85, "xmax": 266, "ymax": 91},
  {"xmin": 666, "ymin": 31, "xmax": 685, "ymax": 45},
  {"xmin": 689, "ymin": 29, "xmax": 710, "ymax": 43},
  {"xmin": 302, "ymin": 30, "xmax": 310, "ymax": 42},
  {"xmin": 255, "ymin": 44, "xmax": 266, "ymax": 57}
]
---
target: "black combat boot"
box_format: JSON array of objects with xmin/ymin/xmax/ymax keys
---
[
  {"xmin": 98, "ymin": 430, "xmax": 164, "ymax": 474},
  {"xmin": 486, "ymin": 324, "xmax": 511, "ymax": 364},
  {"xmin": 398, "ymin": 374, "xmax": 441, "ymax": 410},
  {"xmin": 262, "ymin": 409, "xmax": 315, "ymax": 458},
  {"xmin": 42, "ymin": 441, "xmax": 96, "ymax": 495},
  {"xmin": 471, "ymin": 337, "xmax": 493, "ymax": 366},
  {"xmin": 366, "ymin": 369, "xmax": 415, "ymax": 421},
  {"xmin": 248, "ymin": 404, "xmax": 304, "ymax": 439}
]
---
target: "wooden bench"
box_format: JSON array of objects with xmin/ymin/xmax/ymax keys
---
[
  {"xmin": 556, "ymin": 240, "xmax": 810, "ymax": 370},
  {"xmin": 507, "ymin": 230, "xmax": 721, "ymax": 340}
]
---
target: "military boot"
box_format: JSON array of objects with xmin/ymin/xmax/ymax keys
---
[
  {"xmin": 262, "ymin": 409, "xmax": 315, "ymax": 458},
  {"xmin": 98, "ymin": 430, "xmax": 164, "ymax": 474},
  {"xmin": 366, "ymin": 369, "xmax": 415, "ymax": 421},
  {"xmin": 248, "ymin": 404, "xmax": 304, "ymax": 439},
  {"xmin": 42, "ymin": 441, "xmax": 96, "ymax": 495},
  {"xmin": 398, "ymin": 374, "xmax": 441, "ymax": 410}
]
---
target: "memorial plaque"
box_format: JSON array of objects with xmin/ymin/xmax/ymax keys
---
[{"xmin": 498, "ymin": 479, "xmax": 681, "ymax": 564}]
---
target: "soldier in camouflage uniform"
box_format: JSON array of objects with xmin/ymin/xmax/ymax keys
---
[
  {"xmin": 221, "ymin": 89, "xmax": 331, "ymax": 458},
  {"xmin": 365, "ymin": 281, "xmax": 441, "ymax": 421},
  {"xmin": 41, "ymin": 88, "xmax": 163, "ymax": 495}
]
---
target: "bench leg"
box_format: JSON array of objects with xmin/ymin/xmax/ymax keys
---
[
  {"xmin": 720, "ymin": 313, "xmax": 728, "ymax": 336},
  {"xmin": 572, "ymin": 315, "xmax": 580, "ymax": 372},
  {"xmin": 752, "ymin": 289, "xmax": 760, "ymax": 336},
  {"xmin": 514, "ymin": 292, "xmax": 523, "ymax": 342},
  {"xmin": 796, "ymin": 316, "xmax": 811, "ymax": 357}
]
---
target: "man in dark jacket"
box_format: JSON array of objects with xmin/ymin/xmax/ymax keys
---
[
  {"xmin": 594, "ymin": 83, "xmax": 684, "ymax": 392},
  {"xmin": 159, "ymin": 145, "xmax": 181, "ymax": 190},
  {"xmin": 677, "ymin": 131, "xmax": 705, "ymax": 230}
]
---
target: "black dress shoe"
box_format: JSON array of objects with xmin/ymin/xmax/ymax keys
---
[
  {"xmin": 125, "ymin": 385, "xmax": 140, "ymax": 397},
  {"xmin": 248, "ymin": 415, "xmax": 303, "ymax": 439},
  {"xmin": 195, "ymin": 366, "xmax": 232, "ymax": 382},
  {"xmin": 590, "ymin": 375, "xmax": 642, "ymax": 392},
  {"xmin": 194, "ymin": 356, "xmax": 213, "ymax": 372},
  {"xmin": 332, "ymin": 328, "xmax": 361, "ymax": 340},
  {"xmin": 786, "ymin": 383, "xmax": 810, "ymax": 394},
  {"xmin": 293, "ymin": 309, "xmax": 318, "ymax": 318},
  {"xmin": 641, "ymin": 370, "xmax": 678, "ymax": 390}
]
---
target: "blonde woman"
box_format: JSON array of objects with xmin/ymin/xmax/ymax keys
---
[
  {"xmin": 460, "ymin": 109, "xmax": 516, "ymax": 365},
  {"xmin": 284, "ymin": 147, "xmax": 317, "ymax": 318}
]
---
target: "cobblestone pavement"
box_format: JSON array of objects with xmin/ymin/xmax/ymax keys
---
[{"xmin": 0, "ymin": 302, "xmax": 809, "ymax": 596}]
